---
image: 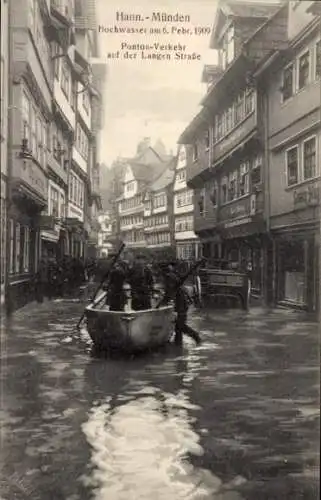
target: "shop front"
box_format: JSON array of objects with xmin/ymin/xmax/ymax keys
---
[
  {"xmin": 270, "ymin": 181, "xmax": 320, "ymax": 312},
  {"xmin": 217, "ymin": 194, "xmax": 266, "ymax": 296}
]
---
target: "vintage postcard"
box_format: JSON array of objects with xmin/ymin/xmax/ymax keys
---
[{"xmin": 0, "ymin": 0, "xmax": 320, "ymax": 499}]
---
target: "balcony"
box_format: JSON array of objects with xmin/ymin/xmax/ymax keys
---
[
  {"xmin": 212, "ymin": 112, "xmax": 257, "ymax": 166},
  {"xmin": 11, "ymin": 152, "xmax": 47, "ymax": 208},
  {"xmin": 72, "ymin": 146, "xmax": 87, "ymax": 174},
  {"xmin": 54, "ymin": 80, "xmax": 75, "ymax": 130}
]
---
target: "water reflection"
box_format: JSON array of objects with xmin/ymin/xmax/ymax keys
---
[{"xmin": 81, "ymin": 349, "xmax": 236, "ymax": 500}]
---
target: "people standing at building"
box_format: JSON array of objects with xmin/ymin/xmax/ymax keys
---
[
  {"xmin": 34, "ymin": 258, "xmax": 48, "ymax": 303},
  {"xmin": 128, "ymin": 254, "xmax": 154, "ymax": 311}
]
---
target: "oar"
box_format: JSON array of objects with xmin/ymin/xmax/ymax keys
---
[
  {"xmin": 155, "ymin": 258, "xmax": 205, "ymax": 309},
  {"xmin": 76, "ymin": 242, "xmax": 125, "ymax": 329}
]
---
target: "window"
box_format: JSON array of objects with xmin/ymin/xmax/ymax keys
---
[
  {"xmin": 126, "ymin": 181, "xmax": 135, "ymax": 192},
  {"xmin": 176, "ymin": 189, "xmax": 193, "ymax": 208},
  {"xmin": 234, "ymin": 95, "xmax": 244, "ymax": 124},
  {"xmin": 175, "ymin": 216, "xmax": 193, "ymax": 232},
  {"xmin": 60, "ymin": 193, "xmax": 65, "ymax": 218},
  {"xmin": 23, "ymin": 227, "xmax": 30, "ymax": 272},
  {"xmin": 210, "ymin": 181, "xmax": 218, "ymax": 206},
  {"xmin": 76, "ymin": 124, "xmax": 89, "ymax": 160},
  {"xmin": 82, "ymin": 90, "xmax": 90, "ymax": 113},
  {"xmin": 198, "ymin": 188, "xmax": 205, "ymax": 216},
  {"xmin": 245, "ymin": 89, "xmax": 255, "ymax": 115},
  {"xmin": 298, "ymin": 51, "xmax": 310, "ymax": 89},
  {"xmin": 21, "ymin": 91, "xmax": 30, "ymax": 144},
  {"xmin": 52, "ymin": 42, "xmax": 60, "ymax": 79},
  {"xmin": 15, "ymin": 223, "xmax": 21, "ymax": 274},
  {"xmin": 316, "ymin": 40, "xmax": 321, "ymax": 79},
  {"xmin": 193, "ymin": 143, "xmax": 198, "ymax": 161},
  {"xmin": 221, "ymin": 177, "xmax": 228, "ymax": 204},
  {"xmin": 61, "ymin": 60, "xmax": 70, "ymax": 99},
  {"xmin": 251, "ymin": 155, "xmax": 262, "ymax": 187},
  {"xmin": 204, "ymin": 130, "xmax": 210, "ymax": 150},
  {"xmin": 176, "ymin": 170, "xmax": 186, "ymax": 182},
  {"xmin": 154, "ymin": 193, "xmax": 166, "ymax": 208},
  {"xmin": 220, "ymin": 25, "xmax": 234, "ymax": 69},
  {"xmin": 239, "ymin": 162, "xmax": 250, "ymax": 196},
  {"xmin": 282, "ymin": 64, "xmax": 294, "ymax": 101},
  {"xmin": 286, "ymin": 146, "xmax": 299, "ymax": 186},
  {"xmin": 228, "ymin": 171, "xmax": 238, "ymax": 201},
  {"xmin": 50, "ymin": 186, "xmax": 59, "ymax": 217},
  {"xmin": 303, "ymin": 137, "xmax": 316, "ymax": 180},
  {"xmin": 30, "ymin": 106, "xmax": 37, "ymax": 157}
]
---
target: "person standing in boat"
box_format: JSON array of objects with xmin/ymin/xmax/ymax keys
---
[
  {"xmin": 128, "ymin": 254, "xmax": 154, "ymax": 311},
  {"xmin": 103, "ymin": 257, "xmax": 127, "ymax": 311}
]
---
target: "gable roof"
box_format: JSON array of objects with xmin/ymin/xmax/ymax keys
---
[
  {"xmin": 128, "ymin": 160, "xmax": 166, "ymax": 184},
  {"xmin": 149, "ymin": 158, "xmax": 176, "ymax": 192},
  {"xmin": 210, "ymin": 0, "xmax": 282, "ymax": 48}
]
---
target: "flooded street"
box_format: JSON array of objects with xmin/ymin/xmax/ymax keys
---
[{"xmin": 0, "ymin": 301, "xmax": 319, "ymax": 500}]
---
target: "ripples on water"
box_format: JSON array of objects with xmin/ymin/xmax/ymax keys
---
[{"xmin": 80, "ymin": 355, "xmax": 232, "ymax": 500}]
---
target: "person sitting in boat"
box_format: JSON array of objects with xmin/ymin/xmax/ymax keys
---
[
  {"xmin": 128, "ymin": 254, "xmax": 154, "ymax": 311},
  {"xmin": 104, "ymin": 259, "xmax": 127, "ymax": 311}
]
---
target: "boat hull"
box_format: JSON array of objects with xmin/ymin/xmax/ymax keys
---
[{"xmin": 85, "ymin": 305, "xmax": 175, "ymax": 352}]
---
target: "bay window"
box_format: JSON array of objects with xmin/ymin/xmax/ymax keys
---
[
  {"xmin": 245, "ymin": 88, "xmax": 255, "ymax": 115},
  {"xmin": 251, "ymin": 155, "xmax": 262, "ymax": 187},
  {"xmin": 234, "ymin": 95, "xmax": 244, "ymax": 124}
]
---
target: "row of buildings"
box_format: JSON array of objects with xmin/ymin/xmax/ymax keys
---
[
  {"xmin": 98, "ymin": 138, "xmax": 200, "ymax": 263},
  {"xmin": 103, "ymin": 0, "xmax": 320, "ymax": 313},
  {"xmin": 0, "ymin": 0, "xmax": 106, "ymax": 311},
  {"xmin": 178, "ymin": 0, "xmax": 320, "ymax": 312}
]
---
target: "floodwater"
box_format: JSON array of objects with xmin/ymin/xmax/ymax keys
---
[{"xmin": 0, "ymin": 300, "xmax": 319, "ymax": 500}]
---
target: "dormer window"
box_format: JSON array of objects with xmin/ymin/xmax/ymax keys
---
[{"xmin": 219, "ymin": 25, "xmax": 235, "ymax": 70}]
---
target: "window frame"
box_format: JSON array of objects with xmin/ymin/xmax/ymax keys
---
[
  {"xmin": 302, "ymin": 135, "xmax": 317, "ymax": 181},
  {"xmin": 297, "ymin": 49, "xmax": 311, "ymax": 90},
  {"xmin": 285, "ymin": 144, "xmax": 299, "ymax": 187},
  {"xmin": 281, "ymin": 62, "xmax": 295, "ymax": 103}
]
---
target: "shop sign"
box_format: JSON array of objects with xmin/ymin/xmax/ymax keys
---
[
  {"xmin": 224, "ymin": 216, "xmax": 252, "ymax": 229},
  {"xmin": 293, "ymin": 184, "xmax": 320, "ymax": 209},
  {"xmin": 220, "ymin": 197, "xmax": 250, "ymax": 222}
]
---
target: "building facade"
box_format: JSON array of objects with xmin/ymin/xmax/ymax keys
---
[
  {"xmin": 258, "ymin": 0, "xmax": 320, "ymax": 311},
  {"xmin": 173, "ymin": 145, "xmax": 200, "ymax": 261},
  {"xmin": 116, "ymin": 139, "xmax": 171, "ymax": 254},
  {"xmin": 143, "ymin": 159, "xmax": 175, "ymax": 259},
  {"xmin": 5, "ymin": 0, "xmax": 103, "ymax": 312},
  {"xmin": 179, "ymin": 0, "xmax": 288, "ymax": 298},
  {"xmin": 97, "ymin": 211, "xmax": 113, "ymax": 257}
]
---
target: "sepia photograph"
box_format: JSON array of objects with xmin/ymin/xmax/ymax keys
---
[{"xmin": 0, "ymin": 0, "xmax": 320, "ymax": 498}]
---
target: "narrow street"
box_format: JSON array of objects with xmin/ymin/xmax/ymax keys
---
[{"xmin": 0, "ymin": 300, "xmax": 319, "ymax": 500}]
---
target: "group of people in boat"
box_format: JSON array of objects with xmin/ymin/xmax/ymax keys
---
[{"xmin": 104, "ymin": 253, "xmax": 201, "ymax": 345}]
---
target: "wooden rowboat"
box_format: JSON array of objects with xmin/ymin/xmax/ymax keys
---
[{"xmin": 85, "ymin": 294, "xmax": 175, "ymax": 352}]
